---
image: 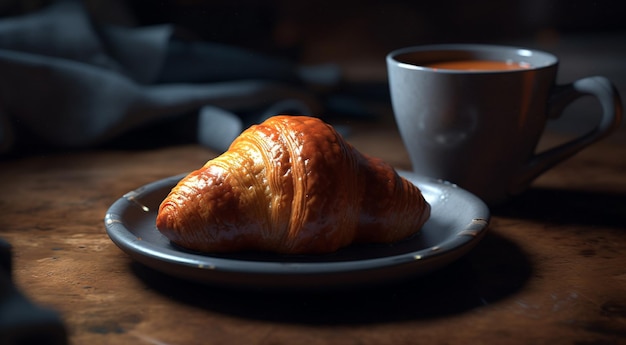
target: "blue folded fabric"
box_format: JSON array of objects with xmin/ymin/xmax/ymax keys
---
[{"xmin": 0, "ymin": 0, "xmax": 338, "ymax": 154}]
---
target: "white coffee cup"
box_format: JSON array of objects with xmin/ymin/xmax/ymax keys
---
[{"xmin": 387, "ymin": 44, "xmax": 622, "ymax": 204}]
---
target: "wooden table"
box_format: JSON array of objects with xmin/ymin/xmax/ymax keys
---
[{"xmin": 1, "ymin": 114, "xmax": 625, "ymax": 345}]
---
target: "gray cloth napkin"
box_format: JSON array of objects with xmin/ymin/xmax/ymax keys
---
[{"xmin": 0, "ymin": 0, "xmax": 339, "ymax": 154}]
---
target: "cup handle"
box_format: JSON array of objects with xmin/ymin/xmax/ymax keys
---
[{"xmin": 513, "ymin": 76, "xmax": 623, "ymax": 193}]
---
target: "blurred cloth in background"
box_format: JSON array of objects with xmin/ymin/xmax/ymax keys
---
[{"xmin": 0, "ymin": 0, "xmax": 344, "ymax": 155}]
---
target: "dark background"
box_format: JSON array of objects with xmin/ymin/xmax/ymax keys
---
[
  {"xmin": 1, "ymin": 0, "xmax": 624, "ymax": 140},
  {"xmin": 1, "ymin": 0, "xmax": 624, "ymax": 64}
]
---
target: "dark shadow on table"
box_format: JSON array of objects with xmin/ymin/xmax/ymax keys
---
[
  {"xmin": 130, "ymin": 230, "xmax": 531, "ymax": 325},
  {"xmin": 493, "ymin": 187, "xmax": 626, "ymax": 229}
]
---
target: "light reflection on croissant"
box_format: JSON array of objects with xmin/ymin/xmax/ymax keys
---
[{"xmin": 156, "ymin": 115, "xmax": 430, "ymax": 254}]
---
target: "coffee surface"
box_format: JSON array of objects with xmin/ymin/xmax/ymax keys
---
[{"xmin": 424, "ymin": 59, "xmax": 531, "ymax": 71}]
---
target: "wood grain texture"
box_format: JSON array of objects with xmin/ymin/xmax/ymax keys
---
[{"xmin": 1, "ymin": 118, "xmax": 625, "ymax": 345}]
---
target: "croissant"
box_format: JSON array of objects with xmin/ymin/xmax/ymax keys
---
[{"xmin": 156, "ymin": 115, "xmax": 430, "ymax": 254}]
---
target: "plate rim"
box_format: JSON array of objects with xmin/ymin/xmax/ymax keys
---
[{"xmin": 104, "ymin": 171, "xmax": 490, "ymax": 287}]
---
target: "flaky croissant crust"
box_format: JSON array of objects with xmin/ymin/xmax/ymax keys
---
[{"xmin": 156, "ymin": 115, "xmax": 430, "ymax": 254}]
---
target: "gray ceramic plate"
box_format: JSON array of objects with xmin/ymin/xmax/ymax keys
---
[{"xmin": 104, "ymin": 171, "xmax": 489, "ymax": 290}]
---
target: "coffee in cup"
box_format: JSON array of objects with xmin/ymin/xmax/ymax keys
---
[{"xmin": 422, "ymin": 59, "xmax": 531, "ymax": 71}]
